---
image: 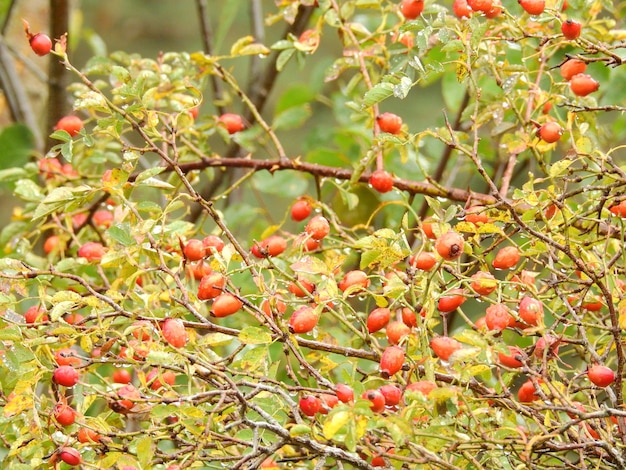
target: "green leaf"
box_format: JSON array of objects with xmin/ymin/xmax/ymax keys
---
[
  {"xmin": 549, "ymin": 159, "xmax": 573, "ymax": 177},
  {"xmin": 363, "ymin": 82, "xmax": 394, "ymax": 107},
  {"xmin": 275, "ymin": 84, "xmax": 316, "ymax": 114},
  {"xmin": 239, "ymin": 326, "xmax": 272, "ymax": 345},
  {"xmin": 0, "ymin": 125, "xmax": 34, "ymax": 169},
  {"xmin": 107, "ymin": 224, "xmax": 135, "ymax": 247},
  {"xmin": 230, "ymin": 36, "xmax": 270, "ymax": 56},
  {"xmin": 32, "ymin": 185, "xmax": 94, "ymax": 220},
  {"xmin": 272, "ymin": 105, "xmax": 312, "ymax": 130},
  {"xmin": 276, "ymin": 48, "xmax": 296, "ymax": 72},
  {"xmin": 14, "ymin": 179, "xmax": 44, "ymax": 202}
]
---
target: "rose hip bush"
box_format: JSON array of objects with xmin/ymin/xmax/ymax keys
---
[{"xmin": 2, "ymin": 0, "xmax": 626, "ymax": 468}]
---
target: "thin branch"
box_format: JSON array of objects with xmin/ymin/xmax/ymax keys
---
[{"xmin": 195, "ymin": 0, "xmax": 225, "ymax": 116}]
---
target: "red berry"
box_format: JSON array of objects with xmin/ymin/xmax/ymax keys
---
[
  {"xmin": 367, "ymin": 307, "xmax": 391, "ymax": 333},
  {"xmin": 251, "ymin": 235, "xmax": 287, "ymax": 258},
  {"xmin": 54, "ymin": 115, "xmax": 83, "ymax": 136},
  {"xmin": 470, "ymin": 271, "xmax": 497, "ymax": 295},
  {"xmin": 405, "ymin": 380, "xmax": 437, "ymax": 397},
  {"xmin": 538, "ymin": 122, "xmax": 563, "ymax": 143},
  {"xmin": 533, "ymin": 335, "xmax": 560, "ymax": 359},
  {"xmin": 261, "ymin": 458, "xmax": 279, "ymax": 469},
  {"xmin": 570, "ymin": 73, "xmax": 599, "ymax": 97},
  {"xmin": 376, "ymin": 112, "xmax": 403, "ymax": 134},
  {"xmin": 560, "ymin": 59, "xmax": 587, "ymax": 81},
  {"xmin": 305, "ymin": 215, "xmax": 330, "ymax": 240},
  {"xmin": 184, "ymin": 239, "xmax": 206, "ymax": 261},
  {"xmin": 485, "ymin": 0, "xmax": 502, "ymax": 17},
  {"xmin": 492, "ymin": 246, "xmax": 520, "ymax": 270},
  {"xmin": 77, "ymin": 427, "xmax": 101, "ymax": 444},
  {"xmin": 198, "ymin": 272, "xmax": 226, "ymax": 300},
  {"xmin": 53, "ymin": 365, "xmax": 80, "ymax": 387},
  {"xmin": 498, "ymin": 345, "xmax": 525, "ymax": 368},
  {"xmin": 485, "ymin": 303, "xmax": 513, "ymax": 331},
  {"xmin": 467, "ymin": 0, "xmax": 493, "ymax": 12},
  {"xmin": 319, "ymin": 393, "xmax": 339, "ymax": 414},
  {"xmin": 146, "ymin": 368, "xmax": 176, "ymax": 390},
  {"xmin": 408, "ymin": 251, "xmax": 437, "ymax": 271},
  {"xmin": 211, "ymin": 293, "xmax": 243, "ymax": 318},
  {"xmin": 78, "ymin": 241, "xmax": 106, "ymax": 262},
  {"xmin": 43, "ymin": 235, "xmax": 61, "ymax": 254},
  {"xmin": 288, "ymin": 277, "xmax": 316, "ymax": 297},
  {"xmin": 379, "ymin": 346, "xmax": 405, "ymax": 378},
  {"xmin": 437, "ymin": 288, "xmax": 466, "ymax": 313},
  {"xmin": 111, "ymin": 383, "xmax": 141, "ymax": 413},
  {"xmin": 379, "ymin": 384, "xmax": 402, "ymax": 406},
  {"xmin": 421, "ymin": 218, "xmax": 437, "ymax": 239},
  {"xmin": 435, "ymin": 231, "xmax": 464, "ymax": 261},
  {"xmin": 299, "ymin": 395, "xmax": 321, "ymax": 416},
  {"xmin": 24, "ymin": 305, "xmax": 49, "ymax": 324},
  {"xmin": 335, "ymin": 383, "xmax": 355, "ymax": 403},
  {"xmin": 54, "ymin": 348, "xmax": 81, "ymax": 367},
  {"xmin": 518, "ymin": 296, "xmax": 544, "ymax": 326},
  {"xmin": 92, "ymin": 209, "xmax": 113, "ymax": 228},
  {"xmin": 218, "ymin": 113, "xmax": 245, "ymax": 134},
  {"xmin": 430, "ymin": 336, "xmax": 462, "ymax": 361},
  {"xmin": 464, "ymin": 206, "xmax": 489, "ymax": 224},
  {"xmin": 453, "ymin": 0, "xmax": 473, "ymax": 17},
  {"xmin": 518, "ymin": 0, "xmax": 545, "ymax": 15},
  {"xmin": 369, "ymin": 170, "xmax": 394, "ymax": 193},
  {"xmin": 402, "ymin": 307, "xmax": 419, "ymax": 327},
  {"xmin": 260, "ymin": 295, "xmax": 287, "ymax": 316},
  {"xmin": 561, "ymin": 19, "xmax": 581, "ymax": 40},
  {"xmin": 29, "ymin": 33, "xmax": 52, "ymax": 56},
  {"xmin": 54, "ymin": 402, "xmax": 77, "ymax": 426},
  {"xmin": 362, "ymin": 389, "xmax": 386, "ymax": 412},
  {"xmin": 59, "ymin": 447, "xmax": 81, "ymax": 466},
  {"xmin": 518, "ymin": 379, "xmax": 539, "ymax": 403},
  {"xmin": 162, "ymin": 318, "xmax": 188, "ymax": 348},
  {"xmin": 188, "ymin": 261, "xmax": 213, "ymax": 281},
  {"xmin": 386, "ymin": 320, "xmax": 411, "ymax": 345},
  {"xmin": 338, "ymin": 270, "xmax": 370, "ymax": 293},
  {"xmin": 400, "ymin": 0, "xmax": 424, "ymax": 19},
  {"xmin": 202, "ymin": 235, "xmax": 225, "ymax": 254},
  {"xmin": 291, "ymin": 199, "xmax": 312, "ymax": 221},
  {"xmin": 113, "ymin": 368, "xmax": 132, "ymax": 384},
  {"xmin": 289, "ymin": 306, "xmax": 319, "ymax": 334},
  {"xmin": 587, "ymin": 365, "xmax": 615, "ymax": 387}
]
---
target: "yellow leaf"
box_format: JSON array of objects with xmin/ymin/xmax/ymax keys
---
[
  {"xmin": 323, "ymin": 410, "xmax": 351, "ymax": 439},
  {"xmin": 618, "ymin": 299, "xmax": 626, "ymax": 330}
]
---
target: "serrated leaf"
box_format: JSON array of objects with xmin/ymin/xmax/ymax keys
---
[
  {"xmin": 239, "ymin": 326, "xmax": 272, "ymax": 345},
  {"xmin": 549, "ymin": 159, "xmax": 573, "ymax": 178},
  {"xmin": 107, "ymin": 224, "xmax": 135, "ymax": 247},
  {"xmin": 135, "ymin": 166, "xmax": 166, "ymax": 183},
  {"xmin": 50, "ymin": 301, "xmax": 77, "ymax": 322},
  {"xmin": 323, "ymin": 410, "xmax": 351, "ymax": 439},
  {"xmin": 363, "ymin": 82, "xmax": 394, "ymax": 107}
]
